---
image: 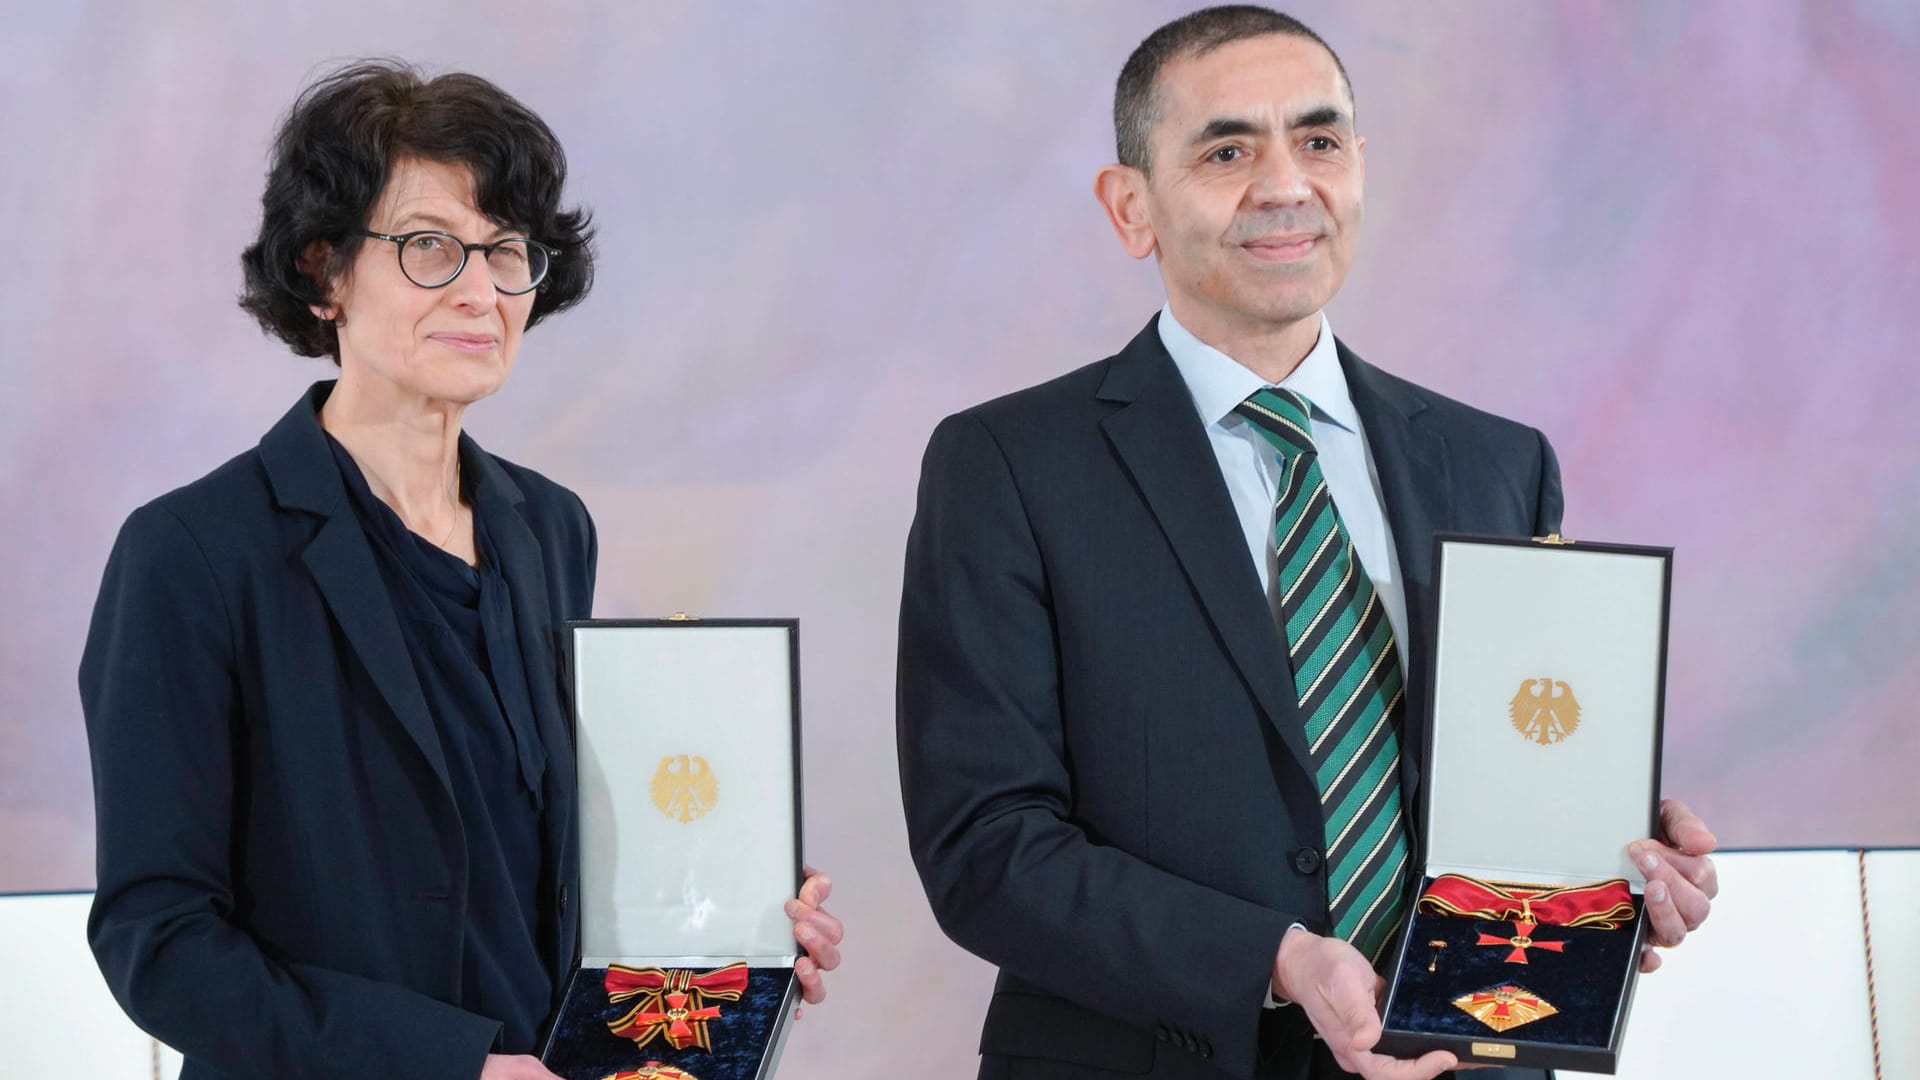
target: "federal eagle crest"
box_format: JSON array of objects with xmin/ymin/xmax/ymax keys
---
[
  {"xmin": 650, "ymin": 754, "xmax": 718, "ymax": 822},
  {"xmin": 1507, "ymin": 678, "xmax": 1581, "ymax": 745}
]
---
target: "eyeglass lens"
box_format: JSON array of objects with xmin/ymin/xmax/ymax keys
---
[{"xmin": 399, "ymin": 233, "xmax": 547, "ymax": 293}]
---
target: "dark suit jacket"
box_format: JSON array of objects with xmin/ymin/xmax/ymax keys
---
[
  {"xmin": 79, "ymin": 383, "xmax": 596, "ymax": 1080},
  {"xmin": 897, "ymin": 317, "xmax": 1562, "ymax": 1080}
]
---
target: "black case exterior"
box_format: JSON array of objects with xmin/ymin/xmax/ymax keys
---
[
  {"xmin": 540, "ymin": 618, "xmax": 805, "ymax": 1080},
  {"xmin": 1372, "ymin": 535, "xmax": 1672, "ymax": 1075}
]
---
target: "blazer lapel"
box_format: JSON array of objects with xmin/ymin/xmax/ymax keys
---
[
  {"xmin": 466, "ymin": 442, "xmax": 579, "ymax": 973},
  {"xmin": 259, "ymin": 383, "xmax": 455, "ymax": 803},
  {"xmin": 1097, "ymin": 319, "xmax": 1313, "ymax": 770},
  {"xmin": 1340, "ymin": 344, "xmax": 1452, "ymax": 830}
]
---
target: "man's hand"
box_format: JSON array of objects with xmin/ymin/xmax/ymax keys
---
[
  {"xmin": 479, "ymin": 1054, "xmax": 560, "ymax": 1080},
  {"xmin": 1272, "ymin": 927, "xmax": 1458, "ymax": 1080},
  {"xmin": 1631, "ymin": 798, "xmax": 1719, "ymax": 973},
  {"xmin": 785, "ymin": 866, "xmax": 844, "ymax": 1006}
]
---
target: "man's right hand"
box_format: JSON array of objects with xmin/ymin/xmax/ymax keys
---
[
  {"xmin": 480, "ymin": 1054, "xmax": 561, "ymax": 1080},
  {"xmin": 1272, "ymin": 927, "xmax": 1459, "ymax": 1080}
]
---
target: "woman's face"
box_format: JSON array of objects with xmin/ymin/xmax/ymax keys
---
[{"xmin": 324, "ymin": 157, "xmax": 535, "ymax": 407}]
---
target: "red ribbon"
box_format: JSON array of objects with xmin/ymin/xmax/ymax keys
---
[
  {"xmin": 605, "ymin": 963, "xmax": 749, "ymax": 1051},
  {"xmin": 1418, "ymin": 874, "xmax": 1635, "ymax": 929}
]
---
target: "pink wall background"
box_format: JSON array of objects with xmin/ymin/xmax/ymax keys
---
[{"xmin": 3, "ymin": 2, "xmax": 1916, "ymax": 1074}]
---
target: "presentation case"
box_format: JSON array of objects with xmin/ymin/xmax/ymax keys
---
[
  {"xmin": 540, "ymin": 619, "xmax": 803, "ymax": 1080},
  {"xmin": 1374, "ymin": 535, "xmax": 1672, "ymax": 1074}
]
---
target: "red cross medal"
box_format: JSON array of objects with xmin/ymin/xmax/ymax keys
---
[
  {"xmin": 1452, "ymin": 983, "xmax": 1559, "ymax": 1033},
  {"xmin": 605, "ymin": 963, "xmax": 749, "ymax": 1052},
  {"xmin": 1476, "ymin": 919, "xmax": 1566, "ymax": 964}
]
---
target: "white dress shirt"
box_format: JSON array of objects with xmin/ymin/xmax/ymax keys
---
[{"xmin": 1157, "ymin": 305, "xmax": 1411, "ymax": 683}]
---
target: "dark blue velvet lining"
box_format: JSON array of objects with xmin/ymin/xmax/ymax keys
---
[
  {"xmin": 1381, "ymin": 899, "xmax": 1641, "ymax": 1050},
  {"xmin": 543, "ymin": 966, "xmax": 792, "ymax": 1080}
]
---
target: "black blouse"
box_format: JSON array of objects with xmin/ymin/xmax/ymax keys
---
[{"xmin": 327, "ymin": 434, "xmax": 554, "ymax": 1052}]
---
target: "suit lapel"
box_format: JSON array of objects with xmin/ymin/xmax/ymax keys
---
[
  {"xmin": 1097, "ymin": 320, "xmax": 1313, "ymax": 770},
  {"xmin": 260, "ymin": 383, "xmax": 455, "ymax": 802},
  {"xmin": 1341, "ymin": 344, "xmax": 1452, "ymax": 831}
]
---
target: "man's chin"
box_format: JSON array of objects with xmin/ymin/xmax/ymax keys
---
[
  {"xmin": 1240, "ymin": 296, "xmax": 1329, "ymax": 329},
  {"xmin": 1242, "ymin": 278, "xmax": 1336, "ymax": 324}
]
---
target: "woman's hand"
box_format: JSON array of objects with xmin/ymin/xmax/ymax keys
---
[
  {"xmin": 479, "ymin": 1054, "xmax": 560, "ymax": 1079},
  {"xmin": 785, "ymin": 866, "xmax": 844, "ymax": 1005}
]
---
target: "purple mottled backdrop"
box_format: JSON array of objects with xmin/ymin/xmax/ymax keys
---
[{"xmin": 2, "ymin": 1, "xmax": 1916, "ymax": 1075}]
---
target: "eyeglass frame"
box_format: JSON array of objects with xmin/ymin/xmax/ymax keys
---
[{"xmin": 358, "ymin": 229, "xmax": 561, "ymax": 295}]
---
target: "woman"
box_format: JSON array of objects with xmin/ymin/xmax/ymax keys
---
[{"xmin": 79, "ymin": 62, "xmax": 841, "ymax": 1080}]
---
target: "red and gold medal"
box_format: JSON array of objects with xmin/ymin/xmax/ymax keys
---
[
  {"xmin": 598, "ymin": 1064, "xmax": 699, "ymax": 1080},
  {"xmin": 1475, "ymin": 919, "xmax": 1566, "ymax": 964},
  {"xmin": 1452, "ymin": 984, "xmax": 1559, "ymax": 1033}
]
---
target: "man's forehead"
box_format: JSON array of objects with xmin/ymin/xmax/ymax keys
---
[{"xmin": 1156, "ymin": 33, "xmax": 1350, "ymax": 124}]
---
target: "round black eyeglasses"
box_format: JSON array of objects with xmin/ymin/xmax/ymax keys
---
[{"xmin": 360, "ymin": 230, "xmax": 559, "ymax": 294}]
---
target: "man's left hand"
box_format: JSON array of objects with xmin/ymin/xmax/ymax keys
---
[
  {"xmin": 785, "ymin": 866, "xmax": 844, "ymax": 1005},
  {"xmin": 1630, "ymin": 798, "xmax": 1718, "ymax": 973}
]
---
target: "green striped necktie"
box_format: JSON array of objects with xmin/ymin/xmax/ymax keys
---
[{"xmin": 1233, "ymin": 387, "xmax": 1411, "ymax": 963}]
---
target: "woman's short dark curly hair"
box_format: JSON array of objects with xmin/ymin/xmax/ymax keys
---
[{"xmin": 239, "ymin": 60, "xmax": 595, "ymax": 361}]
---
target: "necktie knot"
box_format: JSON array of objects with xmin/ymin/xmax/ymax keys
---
[{"xmin": 1234, "ymin": 387, "xmax": 1317, "ymax": 460}]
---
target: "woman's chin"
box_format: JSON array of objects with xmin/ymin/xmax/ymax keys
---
[{"xmin": 407, "ymin": 356, "xmax": 515, "ymax": 407}]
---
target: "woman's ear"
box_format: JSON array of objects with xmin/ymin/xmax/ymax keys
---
[{"xmin": 299, "ymin": 240, "xmax": 338, "ymax": 321}]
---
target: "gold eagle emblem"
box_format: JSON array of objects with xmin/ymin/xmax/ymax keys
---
[
  {"xmin": 1507, "ymin": 678, "xmax": 1581, "ymax": 745},
  {"xmin": 650, "ymin": 755, "xmax": 719, "ymax": 823}
]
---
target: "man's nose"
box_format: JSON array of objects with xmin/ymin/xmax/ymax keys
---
[{"xmin": 1248, "ymin": 148, "xmax": 1312, "ymax": 207}]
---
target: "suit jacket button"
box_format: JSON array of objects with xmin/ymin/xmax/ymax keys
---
[
  {"xmin": 1291, "ymin": 847, "xmax": 1323, "ymax": 875},
  {"xmin": 559, "ymin": 883, "xmax": 571, "ymax": 913}
]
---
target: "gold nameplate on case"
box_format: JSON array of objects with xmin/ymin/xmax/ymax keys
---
[
  {"xmin": 1508, "ymin": 678, "xmax": 1581, "ymax": 745},
  {"xmin": 1471, "ymin": 1042, "xmax": 1517, "ymax": 1059},
  {"xmin": 651, "ymin": 754, "xmax": 719, "ymax": 822}
]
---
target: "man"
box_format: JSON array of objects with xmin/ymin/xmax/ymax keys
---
[{"xmin": 896, "ymin": 7, "xmax": 1717, "ymax": 1080}]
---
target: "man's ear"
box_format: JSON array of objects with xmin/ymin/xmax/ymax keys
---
[
  {"xmin": 1093, "ymin": 163, "xmax": 1158, "ymax": 260},
  {"xmin": 299, "ymin": 240, "xmax": 338, "ymax": 320}
]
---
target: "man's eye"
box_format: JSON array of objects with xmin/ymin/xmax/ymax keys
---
[
  {"xmin": 1210, "ymin": 145, "xmax": 1244, "ymax": 163},
  {"xmin": 1306, "ymin": 136, "xmax": 1338, "ymax": 152}
]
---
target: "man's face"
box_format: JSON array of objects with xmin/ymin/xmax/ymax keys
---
[{"xmin": 1138, "ymin": 34, "xmax": 1364, "ymax": 339}]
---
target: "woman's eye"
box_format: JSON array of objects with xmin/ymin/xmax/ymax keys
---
[{"xmin": 410, "ymin": 235, "xmax": 447, "ymax": 252}]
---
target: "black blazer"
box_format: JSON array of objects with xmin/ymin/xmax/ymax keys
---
[
  {"xmin": 80, "ymin": 383, "xmax": 596, "ymax": 1080},
  {"xmin": 897, "ymin": 318, "xmax": 1562, "ymax": 1080}
]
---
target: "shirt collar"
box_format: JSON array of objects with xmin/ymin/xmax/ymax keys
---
[{"xmin": 1158, "ymin": 304, "xmax": 1358, "ymax": 433}]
